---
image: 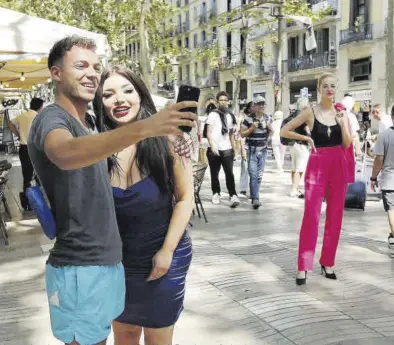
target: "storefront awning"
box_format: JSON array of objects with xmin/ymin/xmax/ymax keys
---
[{"xmin": 0, "ymin": 7, "xmax": 111, "ymax": 91}]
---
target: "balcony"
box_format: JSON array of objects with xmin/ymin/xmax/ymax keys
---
[
  {"xmin": 340, "ymin": 24, "xmax": 373, "ymax": 45},
  {"xmin": 195, "ymin": 70, "xmax": 219, "ymax": 88},
  {"xmin": 287, "ymin": 51, "xmax": 337, "ymax": 72},
  {"xmin": 175, "ymin": 25, "xmax": 182, "ymax": 35},
  {"xmin": 308, "ymin": 0, "xmax": 338, "ymax": 14},
  {"xmin": 199, "ymin": 39, "xmax": 216, "ymax": 49},
  {"xmin": 199, "ymin": 15, "xmax": 208, "ymax": 25},
  {"xmin": 157, "ymin": 81, "xmax": 175, "ymax": 96},
  {"xmin": 209, "ymin": 9, "xmax": 217, "ymax": 20},
  {"xmin": 219, "ymin": 53, "xmax": 247, "ymax": 69},
  {"xmin": 255, "ymin": 63, "xmax": 277, "ymax": 76},
  {"xmin": 182, "ymin": 22, "xmax": 190, "ymax": 32}
]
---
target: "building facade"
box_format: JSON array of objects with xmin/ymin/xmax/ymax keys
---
[
  {"xmin": 337, "ymin": 0, "xmax": 388, "ymax": 129},
  {"xmin": 124, "ymin": 0, "xmax": 391, "ymax": 123}
]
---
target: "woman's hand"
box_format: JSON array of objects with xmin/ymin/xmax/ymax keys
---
[
  {"xmin": 335, "ymin": 110, "xmax": 348, "ymax": 127},
  {"xmin": 146, "ymin": 248, "xmax": 173, "ymax": 281},
  {"xmin": 306, "ymin": 136, "xmax": 317, "ymax": 152}
]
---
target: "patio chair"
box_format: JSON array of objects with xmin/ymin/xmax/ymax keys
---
[
  {"xmin": 0, "ymin": 174, "xmax": 9, "ymax": 245},
  {"xmin": 193, "ymin": 163, "xmax": 208, "ymax": 223}
]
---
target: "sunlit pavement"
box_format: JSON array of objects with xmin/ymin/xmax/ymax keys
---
[{"xmin": 1, "ymin": 152, "xmax": 394, "ymax": 345}]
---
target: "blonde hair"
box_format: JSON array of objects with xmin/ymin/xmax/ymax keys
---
[{"xmin": 317, "ymin": 72, "xmax": 335, "ymax": 89}]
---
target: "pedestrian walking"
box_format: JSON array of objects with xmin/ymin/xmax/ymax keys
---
[
  {"xmin": 371, "ymin": 105, "xmax": 394, "ymax": 257},
  {"xmin": 27, "ymin": 35, "xmax": 197, "ymax": 345},
  {"xmin": 281, "ymin": 72, "xmax": 354, "ymax": 285},
  {"xmin": 9, "ymin": 97, "xmax": 44, "ymax": 210},
  {"xmin": 241, "ymin": 96, "xmax": 273, "ymax": 209},
  {"xmin": 271, "ymin": 110, "xmax": 286, "ymax": 173},
  {"xmin": 94, "ymin": 66, "xmax": 193, "ymax": 345},
  {"xmin": 206, "ymin": 91, "xmax": 240, "ymax": 208},
  {"xmin": 238, "ymin": 101, "xmax": 253, "ymax": 197}
]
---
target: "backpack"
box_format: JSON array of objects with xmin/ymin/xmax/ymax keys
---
[{"xmin": 280, "ymin": 110, "xmax": 308, "ymax": 146}]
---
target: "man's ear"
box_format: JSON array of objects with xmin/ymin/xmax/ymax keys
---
[{"xmin": 50, "ymin": 66, "xmax": 62, "ymax": 83}]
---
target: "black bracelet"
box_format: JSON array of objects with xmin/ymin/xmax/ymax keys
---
[{"xmin": 370, "ymin": 177, "xmax": 377, "ymax": 182}]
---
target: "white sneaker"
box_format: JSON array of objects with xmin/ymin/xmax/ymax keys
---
[
  {"xmin": 212, "ymin": 193, "xmax": 220, "ymax": 205},
  {"xmin": 230, "ymin": 195, "xmax": 240, "ymax": 208}
]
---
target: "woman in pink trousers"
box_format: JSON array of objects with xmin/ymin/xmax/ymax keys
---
[{"xmin": 281, "ymin": 72, "xmax": 355, "ymax": 285}]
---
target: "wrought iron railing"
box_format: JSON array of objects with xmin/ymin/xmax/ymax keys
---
[
  {"xmin": 340, "ymin": 24, "xmax": 373, "ymax": 44},
  {"xmin": 287, "ymin": 51, "xmax": 336, "ymax": 72}
]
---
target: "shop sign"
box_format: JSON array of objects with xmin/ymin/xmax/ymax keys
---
[{"xmin": 347, "ymin": 90, "xmax": 372, "ymax": 101}]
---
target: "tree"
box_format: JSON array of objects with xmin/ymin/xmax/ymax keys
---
[
  {"xmin": 0, "ymin": 0, "xmax": 176, "ymax": 88},
  {"xmin": 198, "ymin": 0, "xmax": 332, "ymax": 112}
]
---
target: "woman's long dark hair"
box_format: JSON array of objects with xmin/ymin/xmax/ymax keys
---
[{"xmin": 93, "ymin": 66, "xmax": 175, "ymax": 195}]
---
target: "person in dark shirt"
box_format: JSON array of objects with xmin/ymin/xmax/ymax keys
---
[{"xmin": 240, "ymin": 96, "xmax": 273, "ymax": 209}]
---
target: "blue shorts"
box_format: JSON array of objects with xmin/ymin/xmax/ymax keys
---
[{"xmin": 45, "ymin": 263, "xmax": 125, "ymax": 345}]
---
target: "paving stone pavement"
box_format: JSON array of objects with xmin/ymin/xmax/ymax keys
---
[{"xmin": 1, "ymin": 153, "xmax": 394, "ymax": 345}]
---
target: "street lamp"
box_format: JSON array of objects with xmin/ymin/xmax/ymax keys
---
[
  {"xmin": 269, "ymin": 1, "xmax": 285, "ymax": 111},
  {"xmin": 170, "ymin": 57, "xmax": 179, "ymax": 100}
]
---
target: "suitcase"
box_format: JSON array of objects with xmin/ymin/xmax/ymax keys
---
[
  {"xmin": 345, "ymin": 180, "xmax": 366, "ymax": 210},
  {"xmin": 344, "ymin": 146, "xmax": 367, "ymax": 210}
]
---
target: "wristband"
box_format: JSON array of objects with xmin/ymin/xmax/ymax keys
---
[{"xmin": 370, "ymin": 177, "xmax": 377, "ymax": 182}]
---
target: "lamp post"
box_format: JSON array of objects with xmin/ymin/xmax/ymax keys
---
[
  {"xmin": 170, "ymin": 57, "xmax": 179, "ymax": 100},
  {"xmin": 270, "ymin": 0, "xmax": 285, "ymax": 111}
]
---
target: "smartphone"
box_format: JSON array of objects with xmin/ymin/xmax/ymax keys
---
[{"xmin": 176, "ymin": 85, "xmax": 200, "ymax": 133}]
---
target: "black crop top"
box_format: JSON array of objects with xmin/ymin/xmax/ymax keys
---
[{"xmin": 311, "ymin": 108, "xmax": 342, "ymax": 148}]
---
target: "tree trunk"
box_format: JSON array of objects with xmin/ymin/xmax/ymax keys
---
[
  {"xmin": 139, "ymin": 0, "xmax": 153, "ymax": 91},
  {"xmin": 386, "ymin": 0, "xmax": 394, "ymax": 112}
]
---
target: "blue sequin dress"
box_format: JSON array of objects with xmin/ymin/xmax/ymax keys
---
[{"xmin": 113, "ymin": 177, "xmax": 192, "ymax": 328}]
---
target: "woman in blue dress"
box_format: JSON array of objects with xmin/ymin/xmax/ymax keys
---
[{"xmin": 93, "ymin": 66, "xmax": 194, "ymax": 345}]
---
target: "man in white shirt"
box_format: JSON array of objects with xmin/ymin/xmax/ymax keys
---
[
  {"xmin": 372, "ymin": 104, "xmax": 393, "ymax": 135},
  {"xmin": 371, "ymin": 105, "xmax": 394, "ymax": 257},
  {"xmin": 206, "ymin": 91, "xmax": 240, "ymax": 207}
]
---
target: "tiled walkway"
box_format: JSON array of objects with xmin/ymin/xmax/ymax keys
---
[{"xmin": 1, "ymin": 153, "xmax": 394, "ymax": 345}]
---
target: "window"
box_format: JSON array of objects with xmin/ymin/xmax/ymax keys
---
[
  {"xmin": 288, "ymin": 36, "xmax": 299, "ymax": 59},
  {"xmin": 259, "ymin": 47, "xmax": 264, "ymax": 66},
  {"xmin": 350, "ymin": 57, "xmax": 372, "ymax": 82},
  {"xmin": 239, "ymin": 79, "xmax": 247, "ymax": 100},
  {"xmin": 212, "ymin": 27, "xmax": 217, "ymax": 40},
  {"xmin": 186, "ymin": 65, "xmax": 190, "ymax": 80},
  {"xmin": 351, "ymin": 0, "xmax": 368, "ymax": 26},
  {"xmin": 164, "ymin": 71, "xmax": 167, "ymax": 83},
  {"xmin": 227, "ymin": 0, "xmax": 232, "ymax": 12},
  {"xmin": 194, "ymin": 62, "xmax": 198, "ymax": 76},
  {"xmin": 226, "ymin": 32, "xmax": 232, "ymax": 59},
  {"xmin": 194, "ymin": 33, "xmax": 198, "ymax": 48},
  {"xmin": 202, "ymin": 59, "xmax": 208, "ymax": 76},
  {"xmin": 240, "ymin": 33, "xmax": 246, "ymax": 63},
  {"xmin": 179, "ymin": 66, "xmax": 183, "ymax": 81},
  {"xmin": 226, "ymin": 81, "xmax": 233, "ymax": 99},
  {"xmin": 185, "ymin": 36, "xmax": 189, "ymax": 48},
  {"xmin": 194, "ymin": 6, "xmax": 198, "ymax": 21},
  {"xmin": 202, "ymin": 30, "xmax": 207, "ymax": 43},
  {"xmin": 185, "ymin": 0, "xmax": 189, "ymax": 4},
  {"xmin": 316, "ymin": 28, "xmax": 329, "ymax": 53},
  {"xmin": 177, "ymin": 39, "xmax": 182, "ymax": 47}
]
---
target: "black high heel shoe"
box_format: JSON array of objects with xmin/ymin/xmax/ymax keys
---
[
  {"xmin": 296, "ymin": 271, "xmax": 307, "ymax": 285},
  {"xmin": 321, "ymin": 266, "xmax": 337, "ymax": 280}
]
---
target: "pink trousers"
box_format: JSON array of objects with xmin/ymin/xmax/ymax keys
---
[{"xmin": 298, "ymin": 146, "xmax": 348, "ymax": 271}]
